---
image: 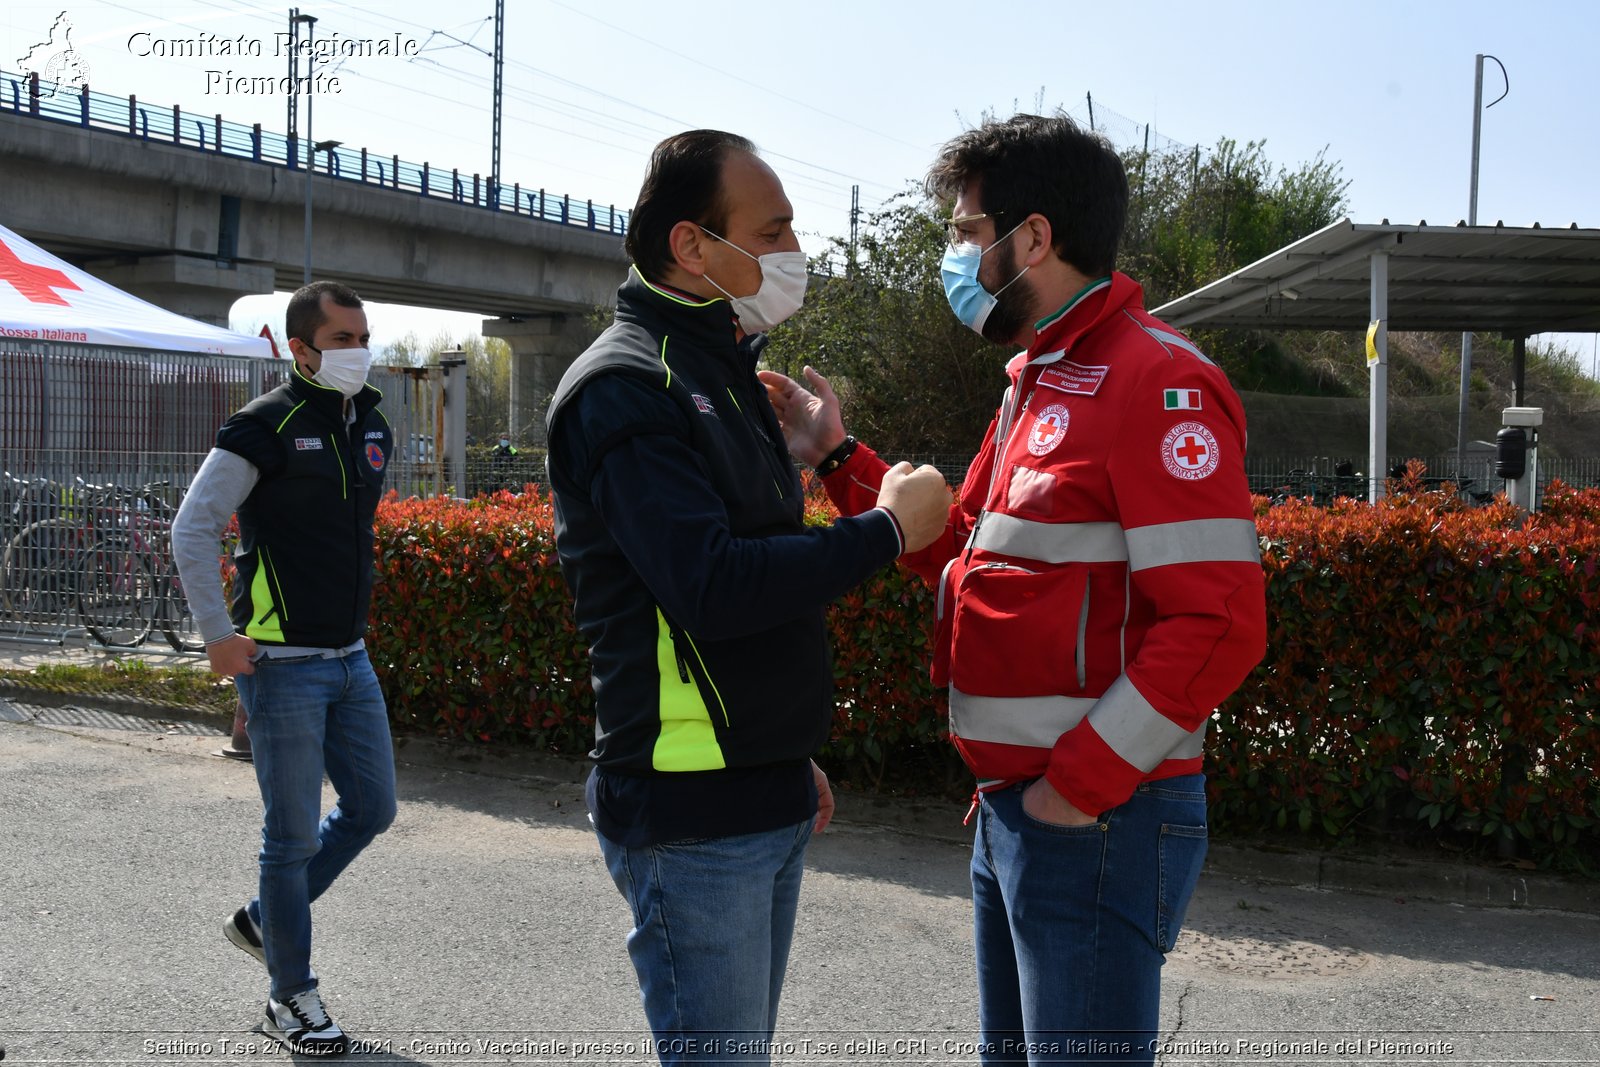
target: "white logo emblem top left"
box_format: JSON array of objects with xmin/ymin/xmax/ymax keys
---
[{"xmin": 16, "ymin": 13, "xmax": 91, "ymax": 98}]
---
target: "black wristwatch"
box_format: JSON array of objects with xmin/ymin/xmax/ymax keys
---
[{"xmin": 814, "ymin": 435, "xmax": 858, "ymax": 475}]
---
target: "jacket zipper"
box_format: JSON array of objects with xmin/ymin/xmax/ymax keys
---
[
  {"xmin": 1076, "ymin": 575, "xmax": 1091, "ymax": 689},
  {"xmin": 725, "ymin": 382, "xmax": 791, "ymax": 501},
  {"xmin": 669, "ymin": 624, "xmax": 730, "ymax": 727},
  {"xmin": 258, "ymin": 545, "xmax": 287, "ymax": 624},
  {"xmin": 967, "ymin": 383, "xmax": 1037, "ymax": 564}
]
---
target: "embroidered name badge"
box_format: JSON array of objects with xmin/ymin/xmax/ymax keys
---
[
  {"xmin": 365, "ymin": 443, "xmax": 385, "ymax": 471},
  {"xmin": 365, "ymin": 430, "xmax": 385, "ymax": 440},
  {"xmin": 691, "ymin": 393, "xmax": 717, "ymax": 416},
  {"xmin": 1164, "ymin": 388, "xmax": 1202, "ymax": 411},
  {"xmin": 1162, "ymin": 421, "xmax": 1220, "ymax": 480},
  {"xmin": 1026, "ymin": 403, "xmax": 1070, "ymax": 456},
  {"xmin": 1037, "ymin": 360, "xmax": 1109, "ymax": 397},
  {"xmin": 294, "ymin": 437, "xmax": 323, "ymax": 451}
]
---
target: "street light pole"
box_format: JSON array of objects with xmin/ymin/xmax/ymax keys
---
[
  {"xmin": 297, "ymin": 12, "xmax": 319, "ymax": 284},
  {"xmin": 1455, "ymin": 54, "xmax": 1507, "ymax": 487}
]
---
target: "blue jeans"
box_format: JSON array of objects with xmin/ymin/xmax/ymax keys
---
[
  {"xmin": 971, "ymin": 775, "xmax": 1208, "ymax": 1066},
  {"xmin": 597, "ymin": 819, "xmax": 814, "ymax": 1066},
  {"xmin": 235, "ymin": 649, "xmax": 396, "ymax": 1000}
]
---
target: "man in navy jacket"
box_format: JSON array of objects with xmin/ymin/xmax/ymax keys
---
[{"xmin": 545, "ymin": 129, "xmax": 949, "ymax": 1064}]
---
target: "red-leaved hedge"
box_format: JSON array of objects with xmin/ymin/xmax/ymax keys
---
[
  {"xmin": 1218, "ymin": 480, "xmax": 1600, "ymax": 870},
  {"xmin": 366, "ymin": 479, "xmax": 1600, "ymax": 872}
]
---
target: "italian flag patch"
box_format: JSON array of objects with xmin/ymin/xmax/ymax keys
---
[{"xmin": 1164, "ymin": 388, "xmax": 1202, "ymax": 411}]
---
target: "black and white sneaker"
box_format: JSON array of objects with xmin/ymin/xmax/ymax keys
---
[
  {"xmin": 264, "ymin": 988, "xmax": 347, "ymax": 1056},
  {"xmin": 223, "ymin": 907, "xmax": 265, "ymax": 965}
]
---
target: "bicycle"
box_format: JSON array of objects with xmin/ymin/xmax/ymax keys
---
[
  {"xmin": 72, "ymin": 480, "xmax": 200, "ymax": 650},
  {"xmin": 0, "ymin": 475, "xmax": 85, "ymax": 631}
]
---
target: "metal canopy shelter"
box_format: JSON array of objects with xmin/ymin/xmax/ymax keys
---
[
  {"xmin": 1154, "ymin": 218, "xmax": 1600, "ymax": 334},
  {"xmin": 1153, "ymin": 217, "xmax": 1600, "ymax": 499}
]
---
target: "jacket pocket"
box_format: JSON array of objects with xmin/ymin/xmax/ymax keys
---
[
  {"xmin": 948, "ymin": 563, "xmax": 1088, "ymax": 699},
  {"xmin": 652, "ymin": 612, "xmax": 730, "ymax": 773},
  {"xmin": 242, "ymin": 545, "xmax": 289, "ymax": 642},
  {"xmin": 666, "ymin": 621, "xmax": 729, "ymax": 728}
]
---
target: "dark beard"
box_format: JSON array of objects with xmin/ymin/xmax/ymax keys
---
[{"xmin": 979, "ymin": 240, "xmax": 1033, "ymax": 346}]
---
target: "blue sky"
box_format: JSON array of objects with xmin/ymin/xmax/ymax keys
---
[{"xmin": 4, "ymin": 0, "xmax": 1597, "ymax": 372}]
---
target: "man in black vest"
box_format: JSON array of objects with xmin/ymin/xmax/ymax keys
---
[
  {"xmin": 172, "ymin": 281, "xmax": 394, "ymax": 1057},
  {"xmin": 545, "ymin": 130, "xmax": 950, "ymax": 1064}
]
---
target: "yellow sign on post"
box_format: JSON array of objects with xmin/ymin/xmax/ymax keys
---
[{"xmin": 1366, "ymin": 319, "xmax": 1383, "ymax": 367}]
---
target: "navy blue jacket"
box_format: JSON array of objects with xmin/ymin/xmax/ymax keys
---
[{"xmin": 546, "ymin": 268, "xmax": 899, "ymax": 844}]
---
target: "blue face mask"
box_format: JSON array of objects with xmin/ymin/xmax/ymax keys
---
[{"xmin": 940, "ymin": 219, "xmax": 1029, "ymax": 336}]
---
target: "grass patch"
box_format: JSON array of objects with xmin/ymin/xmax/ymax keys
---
[{"xmin": 0, "ymin": 659, "xmax": 236, "ymax": 713}]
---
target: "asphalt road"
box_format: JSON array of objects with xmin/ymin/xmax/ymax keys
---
[{"xmin": 1, "ymin": 715, "xmax": 1597, "ymax": 1066}]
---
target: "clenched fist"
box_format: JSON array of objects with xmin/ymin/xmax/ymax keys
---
[{"xmin": 877, "ymin": 462, "xmax": 952, "ymax": 553}]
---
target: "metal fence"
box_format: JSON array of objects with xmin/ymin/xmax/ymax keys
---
[
  {"xmin": 0, "ymin": 343, "xmax": 449, "ymax": 649},
  {"xmin": 1245, "ymin": 453, "xmax": 1600, "ymax": 503},
  {"xmin": 1, "ymin": 67, "xmax": 628, "ymax": 234},
  {"xmin": 884, "ymin": 451, "xmax": 1600, "ymax": 500}
]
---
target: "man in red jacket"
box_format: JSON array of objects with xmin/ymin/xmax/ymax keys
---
[{"xmin": 761, "ymin": 114, "xmax": 1266, "ymax": 1064}]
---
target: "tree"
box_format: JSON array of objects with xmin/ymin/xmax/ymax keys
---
[
  {"xmin": 1121, "ymin": 138, "xmax": 1350, "ymax": 310},
  {"xmin": 378, "ymin": 331, "xmax": 513, "ymax": 445},
  {"xmin": 765, "ymin": 130, "xmax": 1352, "ymax": 459}
]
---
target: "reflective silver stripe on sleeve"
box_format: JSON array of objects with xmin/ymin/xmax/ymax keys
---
[
  {"xmin": 968, "ymin": 513, "xmax": 1128, "ymax": 564},
  {"xmin": 948, "ymin": 686, "xmax": 1097, "ymax": 749},
  {"xmin": 1125, "ymin": 518, "xmax": 1262, "ymax": 572},
  {"xmin": 1125, "ymin": 311, "xmax": 1218, "ymax": 367},
  {"xmin": 1087, "ymin": 675, "xmax": 1208, "ymax": 771}
]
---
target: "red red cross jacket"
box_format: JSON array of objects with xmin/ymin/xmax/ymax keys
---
[{"xmin": 823, "ymin": 272, "xmax": 1267, "ymax": 816}]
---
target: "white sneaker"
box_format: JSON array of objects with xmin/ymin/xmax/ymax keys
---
[
  {"xmin": 223, "ymin": 907, "xmax": 265, "ymax": 965},
  {"xmin": 264, "ymin": 987, "xmax": 348, "ymax": 1056},
  {"xmin": 224, "ymin": 906, "xmax": 315, "ymax": 979}
]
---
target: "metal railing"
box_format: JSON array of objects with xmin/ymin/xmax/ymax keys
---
[
  {"xmin": 1, "ymin": 67, "xmax": 629, "ymax": 234},
  {"xmin": 1245, "ymin": 454, "xmax": 1600, "ymax": 504},
  {"xmin": 0, "ymin": 344, "xmax": 457, "ymax": 648}
]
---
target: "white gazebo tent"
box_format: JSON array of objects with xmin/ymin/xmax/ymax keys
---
[
  {"xmin": 0, "ymin": 221, "xmax": 279, "ymax": 470},
  {"xmin": 0, "ymin": 223, "xmax": 273, "ymax": 357}
]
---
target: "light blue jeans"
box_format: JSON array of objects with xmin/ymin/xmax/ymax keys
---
[
  {"xmin": 597, "ymin": 818, "xmax": 814, "ymax": 1066},
  {"xmin": 971, "ymin": 775, "xmax": 1209, "ymax": 1065},
  {"xmin": 235, "ymin": 649, "xmax": 396, "ymax": 1000}
]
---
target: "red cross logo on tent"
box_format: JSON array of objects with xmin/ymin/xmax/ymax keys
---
[
  {"xmin": 1161, "ymin": 421, "xmax": 1220, "ymax": 480},
  {"xmin": 1026, "ymin": 403, "xmax": 1070, "ymax": 456},
  {"xmin": 0, "ymin": 237, "xmax": 82, "ymax": 306}
]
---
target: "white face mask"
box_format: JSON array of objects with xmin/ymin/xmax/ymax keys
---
[
  {"xmin": 699, "ymin": 227, "xmax": 808, "ymax": 332},
  {"xmin": 308, "ymin": 346, "xmax": 373, "ymax": 399}
]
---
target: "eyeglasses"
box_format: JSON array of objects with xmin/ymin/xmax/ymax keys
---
[{"xmin": 944, "ymin": 211, "xmax": 1005, "ymax": 247}]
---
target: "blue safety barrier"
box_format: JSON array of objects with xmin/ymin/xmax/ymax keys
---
[{"xmin": 2, "ymin": 68, "xmax": 628, "ymax": 235}]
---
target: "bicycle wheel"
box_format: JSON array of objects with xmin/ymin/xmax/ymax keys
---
[
  {"xmin": 157, "ymin": 559, "xmax": 207, "ymax": 653},
  {"xmin": 2, "ymin": 519, "xmax": 82, "ymax": 627},
  {"xmin": 75, "ymin": 538, "xmax": 158, "ymax": 647}
]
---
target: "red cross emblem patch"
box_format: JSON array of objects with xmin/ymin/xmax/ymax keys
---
[
  {"xmin": 1026, "ymin": 403, "xmax": 1070, "ymax": 457},
  {"xmin": 1161, "ymin": 421, "xmax": 1220, "ymax": 480}
]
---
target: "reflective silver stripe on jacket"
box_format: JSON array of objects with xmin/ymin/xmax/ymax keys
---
[
  {"xmin": 950, "ymin": 680, "xmax": 1207, "ymax": 766},
  {"xmin": 1088, "ymin": 675, "xmax": 1207, "ymax": 770},
  {"xmin": 948, "ymin": 686, "xmax": 1098, "ymax": 748},
  {"xmin": 968, "ymin": 513, "xmax": 1128, "ymax": 564},
  {"xmin": 1125, "ymin": 518, "xmax": 1261, "ymax": 572}
]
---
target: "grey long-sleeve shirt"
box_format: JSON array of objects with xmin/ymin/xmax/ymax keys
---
[{"xmin": 170, "ymin": 448, "xmax": 258, "ymax": 646}]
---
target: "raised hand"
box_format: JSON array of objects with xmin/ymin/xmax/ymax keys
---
[{"xmin": 757, "ymin": 366, "xmax": 847, "ymax": 468}]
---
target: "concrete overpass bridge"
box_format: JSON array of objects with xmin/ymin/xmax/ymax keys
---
[{"xmin": 1, "ymin": 69, "xmax": 632, "ymax": 440}]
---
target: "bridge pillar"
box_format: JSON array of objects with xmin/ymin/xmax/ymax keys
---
[
  {"xmin": 83, "ymin": 254, "xmax": 276, "ymax": 327},
  {"xmin": 484, "ymin": 314, "xmax": 592, "ymax": 449}
]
